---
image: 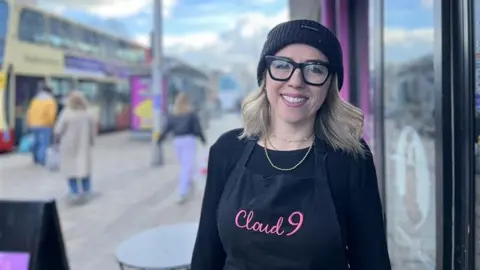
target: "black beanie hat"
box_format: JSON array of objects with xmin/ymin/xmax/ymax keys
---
[{"xmin": 257, "ymin": 19, "xmax": 344, "ymax": 90}]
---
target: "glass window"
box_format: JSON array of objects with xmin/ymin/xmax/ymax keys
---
[
  {"xmin": 50, "ymin": 78, "xmax": 73, "ymax": 97},
  {"xmin": 0, "ymin": 1, "xmax": 8, "ymax": 39},
  {"xmin": 77, "ymin": 81, "xmax": 98, "ymax": 103},
  {"xmin": 48, "ymin": 18, "xmax": 63, "ymax": 48},
  {"xmin": 0, "ymin": 0, "xmax": 9, "ymax": 68},
  {"xmin": 18, "ymin": 9, "xmax": 46, "ymax": 43},
  {"xmin": 475, "ymin": 1, "xmax": 480, "ymax": 269},
  {"xmin": 381, "ymin": 1, "xmax": 436, "ymax": 269}
]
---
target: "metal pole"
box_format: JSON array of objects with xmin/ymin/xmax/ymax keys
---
[{"xmin": 151, "ymin": 0, "xmax": 164, "ymax": 166}]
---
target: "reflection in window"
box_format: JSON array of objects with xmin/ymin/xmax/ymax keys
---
[
  {"xmin": 382, "ymin": 1, "xmax": 436, "ymax": 269},
  {"xmin": 18, "ymin": 9, "xmax": 46, "ymax": 43},
  {"xmin": 0, "ymin": 0, "xmax": 9, "ymax": 68}
]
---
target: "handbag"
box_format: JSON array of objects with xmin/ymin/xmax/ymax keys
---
[
  {"xmin": 45, "ymin": 146, "xmax": 60, "ymax": 172},
  {"xmin": 18, "ymin": 134, "xmax": 34, "ymax": 153}
]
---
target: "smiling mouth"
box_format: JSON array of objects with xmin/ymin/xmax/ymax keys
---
[{"xmin": 281, "ymin": 94, "xmax": 309, "ymax": 104}]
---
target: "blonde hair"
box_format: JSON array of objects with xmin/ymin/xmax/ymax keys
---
[
  {"xmin": 239, "ymin": 76, "xmax": 366, "ymax": 157},
  {"xmin": 173, "ymin": 92, "xmax": 191, "ymax": 115},
  {"xmin": 67, "ymin": 91, "xmax": 88, "ymax": 111}
]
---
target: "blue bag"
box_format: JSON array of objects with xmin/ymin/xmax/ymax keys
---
[{"xmin": 18, "ymin": 134, "xmax": 34, "ymax": 153}]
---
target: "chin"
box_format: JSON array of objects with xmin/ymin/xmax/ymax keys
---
[{"xmin": 278, "ymin": 111, "xmax": 311, "ymax": 125}]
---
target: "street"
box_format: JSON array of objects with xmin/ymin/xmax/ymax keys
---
[{"xmin": 0, "ymin": 114, "xmax": 241, "ymax": 270}]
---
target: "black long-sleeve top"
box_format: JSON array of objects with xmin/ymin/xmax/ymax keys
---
[
  {"xmin": 157, "ymin": 112, "xmax": 206, "ymax": 144},
  {"xmin": 191, "ymin": 128, "xmax": 391, "ymax": 270}
]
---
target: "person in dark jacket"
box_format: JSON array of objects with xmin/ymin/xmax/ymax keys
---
[
  {"xmin": 191, "ymin": 19, "xmax": 391, "ymax": 270},
  {"xmin": 157, "ymin": 92, "xmax": 206, "ymax": 204}
]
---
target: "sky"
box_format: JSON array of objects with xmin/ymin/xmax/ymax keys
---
[
  {"xmin": 34, "ymin": 0, "xmax": 435, "ymax": 71},
  {"xmin": 36, "ymin": 0, "xmax": 288, "ymax": 76}
]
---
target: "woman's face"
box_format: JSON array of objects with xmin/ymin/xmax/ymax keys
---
[{"xmin": 265, "ymin": 44, "xmax": 331, "ymax": 125}]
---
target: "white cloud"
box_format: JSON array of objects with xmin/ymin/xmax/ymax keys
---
[
  {"xmin": 421, "ymin": 0, "xmax": 433, "ymax": 9},
  {"xmin": 40, "ymin": 0, "xmax": 177, "ymax": 18},
  {"xmin": 384, "ymin": 27, "xmax": 434, "ymax": 46}
]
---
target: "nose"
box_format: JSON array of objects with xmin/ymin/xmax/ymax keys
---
[{"xmin": 288, "ymin": 68, "xmax": 304, "ymax": 88}]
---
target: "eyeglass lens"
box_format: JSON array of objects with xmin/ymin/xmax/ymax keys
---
[{"xmin": 268, "ymin": 58, "xmax": 329, "ymax": 85}]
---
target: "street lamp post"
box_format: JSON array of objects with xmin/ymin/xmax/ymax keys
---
[{"xmin": 151, "ymin": 0, "xmax": 164, "ymax": 166}]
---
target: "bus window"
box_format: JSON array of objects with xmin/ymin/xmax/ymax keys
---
[
  {"xmin": 0, "ymin": 0, "xmax": 8, "ymax": 69},
  {"xmin": 63, "ymin": 22, "xmax": 77, "ymax": 49},
  {"xmin": 77, "ymin": 80, "xmax": 98, "ymax": 103},
  {"xmin": 48, "ymin": 18, "xmax": 63, "ymax": 48},
  {"xmin": 50, "ymin": 77, "xmax": 73, "ymax": 97},
  {"xmin": 18, "ymin": 9, "xmax": 46, "ymax": 44}
]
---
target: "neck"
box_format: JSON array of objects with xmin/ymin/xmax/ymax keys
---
[{"xmin": 265, "ymin": 116, "xmax": 315, "ymax": 151}]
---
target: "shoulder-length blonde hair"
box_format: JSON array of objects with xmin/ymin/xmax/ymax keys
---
[
  {"xmin": 239, "ymin": 75, "xmax": 365, "ymax": 157},
  {"xmin": 67, "ymin": 91, "xmax": 88, "ymax": 111},
  {"xmin": 173, "ymin": 92, "xmax": 191, "ymax": 115}
]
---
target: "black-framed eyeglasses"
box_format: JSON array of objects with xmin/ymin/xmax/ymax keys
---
[{"xmin": 265, "ymin": 55, "xmax": 333, "ymax": 86}]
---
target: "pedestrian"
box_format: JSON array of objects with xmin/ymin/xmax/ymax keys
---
[
  {"xmin": 26, "ymin": 85, "xmax": 58, "ymax": 165},
  {"xmin": 157, "ymin": 92, "xmax": 206, "ymax": 204},
  {"xmin": 54, "ymin": 91, "xmax": 96, "ymax": 202},
  {"xmin": 191, "ymin": 19, "xmax": 391, "ymax": 270}
]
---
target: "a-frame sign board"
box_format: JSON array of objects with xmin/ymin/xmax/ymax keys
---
[{"xmin": 0, "ymin": 200, "xmax": 70, "ymax": 270}]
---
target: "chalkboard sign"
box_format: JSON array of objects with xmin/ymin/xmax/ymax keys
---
[{"xmin": 0, "ymin": 200, "xmax": 69, "ymax": 270}]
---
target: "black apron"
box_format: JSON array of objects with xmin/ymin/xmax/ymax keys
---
[{"xmin": 217, "ymin": 139, "xmax": 350, "ymax": 270}]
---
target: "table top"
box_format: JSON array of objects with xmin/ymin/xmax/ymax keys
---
[{"xmin": 115, "ymin": 222, "xmax": 199, "ymax": 269}]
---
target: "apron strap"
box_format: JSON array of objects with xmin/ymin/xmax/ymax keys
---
[{"xmin": 238, "ymin": 139, "xmax": 256, "ymax": 167}]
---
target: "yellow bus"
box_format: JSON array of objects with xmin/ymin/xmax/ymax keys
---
[{"xmin": 0, "ymin": 0, "xmax": 149, "ymax": 152}]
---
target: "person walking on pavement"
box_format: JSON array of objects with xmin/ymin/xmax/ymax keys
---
[
  {"xmin": 26, "ymin": 85, "xmax": 57, "ymax": 165},
  {"xmin": 54, "ymin": 91, "xmax": 96, "ymax": 203},
  {"xmin": 157, "ymin": 92, "xmax": 206, "ymax": 204},
  {"xmin": 191, "ymin": 19, "xmax": 390, "ymax": 270}
]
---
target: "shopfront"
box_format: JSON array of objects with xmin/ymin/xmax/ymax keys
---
[{"xmin": 288, "ymin": 0, "xmax": 479, "ymax": 268}]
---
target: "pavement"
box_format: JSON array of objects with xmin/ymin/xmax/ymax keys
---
[{"xmin": 0, "ymin": 113, "xmax": 242, "ymax": 270}]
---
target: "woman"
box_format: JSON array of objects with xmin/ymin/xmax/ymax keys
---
[
  {"xmin": 54, "ymin": 91, "xmax": 96, "ymax": 202},
  {"xmin": 157, "ymin": 92, "xmax": 206, "ymax": 204},
  {"xmin": 191, "ymin": 19, "xmax": 391, "ymax": 270}
]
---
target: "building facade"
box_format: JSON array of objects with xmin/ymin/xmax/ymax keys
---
[{"xmin": 289, "ymin": 0, "xmax": 479, "ymax": 269}]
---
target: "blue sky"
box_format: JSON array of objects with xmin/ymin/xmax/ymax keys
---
[{"xmin": 36, "ymin": 0, "xmax": 433, "ymax": 67}]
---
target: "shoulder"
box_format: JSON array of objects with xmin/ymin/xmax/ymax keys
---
[
  {"xmin": 210, "ymin": 128, "xmax": 248, "ymax": 162},
  {"xmin": 211, "ymin": 128, "xmax": 247, "ymax": 153}
]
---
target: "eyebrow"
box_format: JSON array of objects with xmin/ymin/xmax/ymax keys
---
[{"xmin": 276, "ymin": 56, "xmax": 328, "ymax": 63}]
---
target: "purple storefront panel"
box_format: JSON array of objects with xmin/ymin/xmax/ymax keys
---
[
  {"xmin": 336, "ymin": 0, "xmax": 350, "ymax": 101},
  {"xmin": 357, "ymin": 0, "xmax": 372, "ymax": 144},
  {"xmin": 321, "ymin": 0, "xmax": 335, "ymax": 31}
]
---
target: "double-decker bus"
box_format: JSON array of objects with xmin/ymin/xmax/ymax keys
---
[{"xmin": 0, "ymin": 0, "xmax": 149, "ymax": 152}]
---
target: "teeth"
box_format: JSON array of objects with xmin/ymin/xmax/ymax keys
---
[{"xmin": 282, "ymin": 95, "xmax": 306, "ymax": 103}]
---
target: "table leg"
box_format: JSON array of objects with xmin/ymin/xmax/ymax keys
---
[{"xmin": 117, "ymin": 262, "xmax": 125, "ymax": 270}]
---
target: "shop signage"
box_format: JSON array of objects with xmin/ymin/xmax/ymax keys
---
[{"xmin": 64, "ymin": 55, "xmax": 130, "ymax": 78}]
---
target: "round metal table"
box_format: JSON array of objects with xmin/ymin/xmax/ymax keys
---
[{"xmin": 115, "ymin": 222, "xmax": 199, "ymax": 270}]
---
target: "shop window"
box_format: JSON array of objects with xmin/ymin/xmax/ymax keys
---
[
  {"xmin": 0, "ymin": 0, "xmax": 9, "ymax": 68},
  {"xmin": 18, "ymin": 9, "xmax": 46, "ymax": 44},
  {"xmin": 380, "ymin": 0, "xmax": 437, "ymax": 269}
]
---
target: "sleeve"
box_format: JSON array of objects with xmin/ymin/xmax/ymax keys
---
[
  {"xmin": 346, "ymin": 141, "xmax": 391, "ymax": 270},
  {"xmin": 192, "ymin": 113, "xmax": 206, "ymax": 144},
  {"xmin": 53, "ymin": 110, "xmax": 66, "ymax": 140},
  {"xmin": 190, "ymin": 143, "xmax": 227, "ymax": 270}
]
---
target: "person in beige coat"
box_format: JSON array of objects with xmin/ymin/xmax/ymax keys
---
[{"xmin": 54, "ymin": 91, "xmax": 96, "ymax": 200}]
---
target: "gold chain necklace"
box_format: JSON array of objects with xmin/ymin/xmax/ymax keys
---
[{"xmin": 263, "ymin": 137, "xmax": 313, "ymax": 172}]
